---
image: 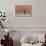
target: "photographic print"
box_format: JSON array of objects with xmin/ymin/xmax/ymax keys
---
[{"xmin": 16, "ymin": 5, "xmax": 32, "ymax": 17}]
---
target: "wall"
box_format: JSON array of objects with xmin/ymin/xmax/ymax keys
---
[
  {"xmin": 0, "ymin": 0, "xmax": 46, "ymax": 27},
  {"xmin": 0, "ymin": 0, "xmax": 32, "ymax": 27},
  {"xmin": 32, "ymin": 0, "xmax": 46, "ymax": 27}
]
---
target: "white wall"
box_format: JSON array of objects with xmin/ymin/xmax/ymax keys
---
[
  {"xmin": 0, "ymin": 0, "xmax": 32, "ymax": 27},
  {"xmin": 32, "ymin": 0, "xmax": 46, "ymax": 27},
  {"xmin": 0, "ymin": 0, "xmax": 46, "ymax": 28}
]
